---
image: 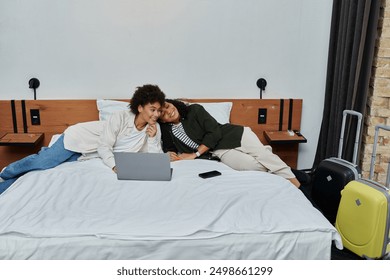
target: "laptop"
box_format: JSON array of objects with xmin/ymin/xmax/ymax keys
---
[{"xmin": 113, "ymin": 152, "xmax": 172, "ymax": 181}]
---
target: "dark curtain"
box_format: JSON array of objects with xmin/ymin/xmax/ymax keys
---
[{"xmin": 313, "ymin": 0, "xmax": 381, "ymax": 168}]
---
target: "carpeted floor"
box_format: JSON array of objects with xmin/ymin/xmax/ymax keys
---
[{"xmin": 330, "ymin": 244, "xmax": 363, "ymax": 260}]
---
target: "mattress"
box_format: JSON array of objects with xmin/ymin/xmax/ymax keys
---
[{"xmin": 0, "ymin": 158, "xmax": 342, "ymax": 259}]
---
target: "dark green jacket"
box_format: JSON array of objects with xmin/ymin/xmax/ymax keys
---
[{"xmin": 160, "ymin": 104, "xmax": 244, "ymax": 156}]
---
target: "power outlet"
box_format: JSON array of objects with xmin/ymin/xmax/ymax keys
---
[
  {"xmin": 258, "ymin": 108, "xmax": 267, "ymax": 124},
  {"xmin": 30, "ymin": 109, "xmax": 41, "ymax": 125}
]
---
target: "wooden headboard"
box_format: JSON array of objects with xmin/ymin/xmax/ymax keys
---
[{"xmin": 0, "ymin": 99, "xmax": 303, "ymax": 169}]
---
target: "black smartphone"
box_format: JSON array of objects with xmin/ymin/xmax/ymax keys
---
[{"xmin": 198, "ymin": 170, "xmax": 222, "ymax": 179}]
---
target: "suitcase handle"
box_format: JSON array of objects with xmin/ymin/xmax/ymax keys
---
[
  {"xmin": 369, "ymin": 124, "xmax": 390, "ymax": 188},
  {"xmin": 338, "ymin": 110, "xmax": 363, "ymax": 165},
  {"xmin": 387, "ymin": 163, "xmax": 390, "ymax": 189},
  {"xmin": 363, "ymin": 178, "xmax": 390, "ymax": 192}
]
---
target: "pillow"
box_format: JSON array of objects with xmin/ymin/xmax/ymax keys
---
[
  {"xmin": 96, "ymin": 99, "xmax": 232, "ymax": 124},
  {"xmin": 194, "ymin": 102, "xmax": 232, "ymax": 124},
  {"xmin": 96, "ymin": 99, "xmax": 129, "ymax": 121}
]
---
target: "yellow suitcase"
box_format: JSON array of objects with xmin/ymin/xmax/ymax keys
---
[{"xmin": 335, "ymin": 124, "xmax": 390, "ymax": 259}]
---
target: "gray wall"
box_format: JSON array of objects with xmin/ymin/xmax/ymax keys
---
[{"xmin": 0, "ymin": 0, "xmax": 333, "ymax": 169}]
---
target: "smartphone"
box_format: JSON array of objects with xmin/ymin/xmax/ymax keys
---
[{"xmin": 198, "ymin": 170, "xmax": 222, "ymax": 179}]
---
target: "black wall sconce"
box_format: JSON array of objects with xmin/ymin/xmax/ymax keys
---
[
  {"xmin": 256, "ymin": 78, "xmax": 267, "ymax": 99},
  {"xmin": 29, "ymin": 78, "xmax": 40, "ymax": 100}
]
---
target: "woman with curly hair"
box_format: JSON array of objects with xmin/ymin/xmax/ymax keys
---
[
  {"xmin": 97, "ymin": 84, "xmax": 165, "ymax": 173},
  {"xmin": 159, "ymin": 99, "xmax": 301, "ymax": 188},
  {"xmin": 0, "ymin": 84, "xmax": 166, "ymax": 193}
]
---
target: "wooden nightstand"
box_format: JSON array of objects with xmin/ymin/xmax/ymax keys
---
[
  {"xmin": 0, "ymin": 132, "xmax": 44, "ymax": 147},
  {"xmin": 264, "ymin": 130, "xmax": 307, "ymax": 144}
]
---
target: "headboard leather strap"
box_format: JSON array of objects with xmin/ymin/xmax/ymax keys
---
[
  {"xmin": 21, "ymin": 100, "xmax": 28, "ymax": 133},
  {"xmin": 288, "ymin": 98, "xmax": 293, "ymax": 131},
  {"xmin": 11, "ymin": 100, "xmax": 18, "ymax": 133},
  {"xmin": 279, "ymin": 99, "xmax": 284, "ymax": 131}
]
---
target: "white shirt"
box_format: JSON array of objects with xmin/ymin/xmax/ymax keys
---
[{"xmin": 97, "ymin": 110, "xmax": 162, "ymax": 169}]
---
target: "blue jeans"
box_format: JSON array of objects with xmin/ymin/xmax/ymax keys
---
[{"xmin": 0, "ymin": 134, "xmax": 81, "ymax": 194}]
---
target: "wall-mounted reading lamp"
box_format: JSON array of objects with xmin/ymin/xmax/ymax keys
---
[
  {"xmin": 29, "ymin": 78, "xmax": 40, "ymax": 100},
  {"xmin": 256, "ymin": 78, "xmax": 267, "ymax": 99}
]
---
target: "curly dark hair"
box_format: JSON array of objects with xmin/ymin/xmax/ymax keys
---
[
  {"xmin": 130, "ymin": 84, "xmax": 166, "ymax": 115},
  {"xmin": 165, "ymin": 99, "xmax": 189, "ymax": 120}
]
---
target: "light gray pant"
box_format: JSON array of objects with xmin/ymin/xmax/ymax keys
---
[{"xmin": 212, "ymin": 127, "xmax": 295, "ymax": 179}]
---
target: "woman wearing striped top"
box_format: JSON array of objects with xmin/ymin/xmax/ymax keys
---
[{"xmin": 158, "ymin": 99, "xmax": 300, "ymax": 188}]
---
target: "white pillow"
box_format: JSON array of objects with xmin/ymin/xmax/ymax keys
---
[
  {"xmin": 96, "ymin": 99, "xmax": 129, "ymax": 121},
  {"xmin": 96, "ymin": 99, "xmax": 232, "ymax": 124},
  {"xmin": 194, "ymin": 102, "xmax": 232, "ymax": 124}
]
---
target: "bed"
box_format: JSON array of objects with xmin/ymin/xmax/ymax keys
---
[
  {"xmin": 0, "ymin": 157, "xmax": 341, "ymax": 259},
  {"xmin": 0, "ymin": 98, "xmax": 342, "ymax": 259}
]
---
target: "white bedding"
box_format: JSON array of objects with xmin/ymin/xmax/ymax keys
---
[{"xmin": 0, "ymin": 158, "xmax": 342, "ymax": 259}]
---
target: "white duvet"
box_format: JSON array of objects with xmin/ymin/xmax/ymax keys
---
[{"xmin": 0, "ymin": 158, "xmax": 342, "ymax": 259}]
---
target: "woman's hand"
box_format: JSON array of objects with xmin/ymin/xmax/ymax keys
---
[
  {"xmin": 146, "ymin": 124, "xmax": 157, "ymax": 137},
  {"xmin": 167, "ymin": 151, "xmax": 181, "ymax": 162}
]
